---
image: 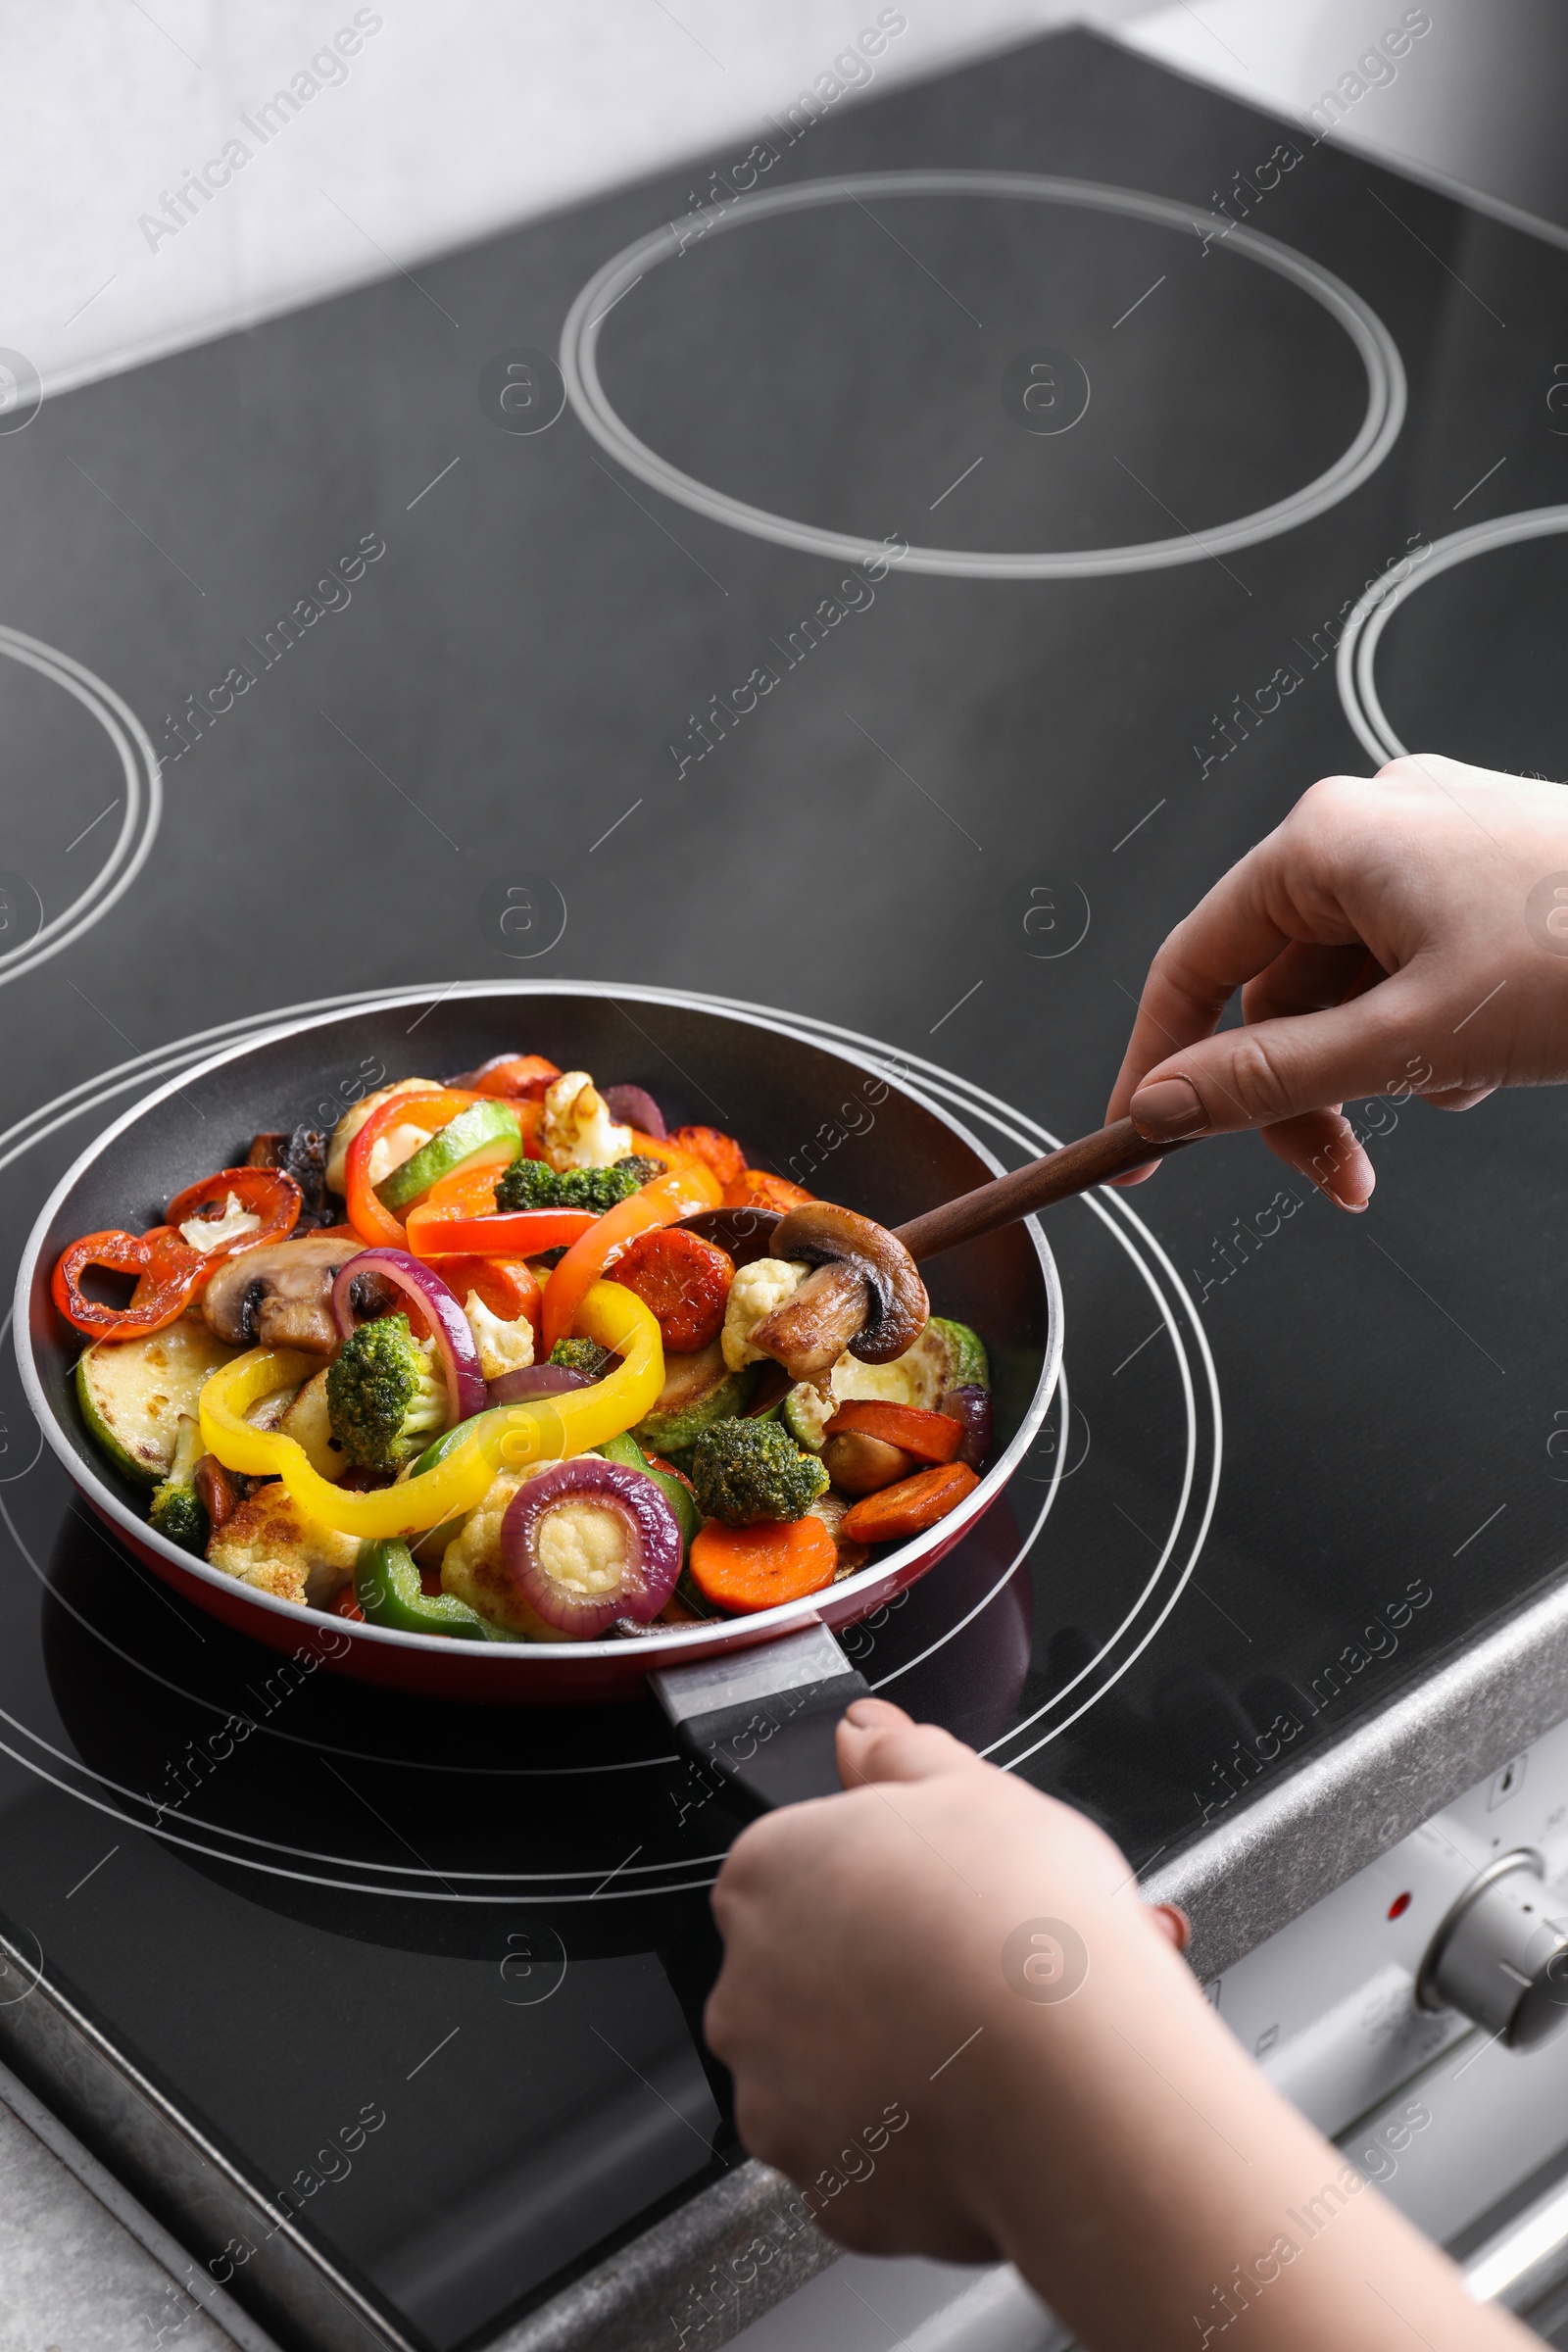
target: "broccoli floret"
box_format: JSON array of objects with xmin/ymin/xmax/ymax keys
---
[
  {"xmin": 326, "ymin": 1313, "xmax": 448, "ymax": 1470},
  {"xmin": 495, "ymin": 1156, "xmax": 662, "ymax": 1214},
  {"xmin": 548, "ymin": 1337, "xmax": 614, "ymax": 1380},
  {"xmin": 690, "ymin": 1417, "xmax": 829, "ymax": 1526},
  {"xmin": 495, "ymin": 1157, "xmax": 564, "ymax": 1212},
  {"xmin": 557, "ymin": 1163, "xmax": 644, "ymax": 1212},
  {"xmin": 149, "ymin": 1414, "xmax": 208, "ymax": 1553}
]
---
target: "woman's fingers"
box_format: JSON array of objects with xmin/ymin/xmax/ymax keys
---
[
  {"xmin": 1257, "ymin": 1108, "xmax": 1374, "ymax": 1208},
  {"xmin": 1239, "ymin": 939, "xmax": 1379, "ymax": 1027},
  {"xmin": 1121, "ymin": 977, "xmax": 1426, "ymax": 1143},
  {"xmin": 835, "ymin": 1696, "xmax": 979, "ymax": 1790}
]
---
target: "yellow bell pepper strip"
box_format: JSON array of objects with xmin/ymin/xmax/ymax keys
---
[
  {"xmin": 540, "ymin": 1162, "xmax": 721, "ymax": 1355},
  {"xmin": 344, "ymin": 1090, "xmax": 485, "ymax": 1249},
  {"xmin": 198, "ymin": 1283, "xmax": 663, "ymax": 1541}
]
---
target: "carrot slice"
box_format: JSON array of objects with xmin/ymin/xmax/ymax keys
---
[
  {"xmin": 689, "ymin": 1516, "xmax": 837, "ymax": 1613},
  {"xmin": 611, "ymin": 1228, "xmax": 734, "ymax": 1353},
  {"xmin": 840, "ymin": 1463, "xmax": 980, "ymax": 1545},
  {"xmin": 541, "ymin": 1162, "xmax": 720, "ymax": 1353},
  {"xmin": 668, "ymin": 1125, "xmax": 748, "ymax": 1188},
  {"xmin": 720, "ymin": 1169, "xmax": 815, "ymax": 1211},
  {"xmin": 823, "ymin": 1400, "xmax": 964, "ymax": 1464}
]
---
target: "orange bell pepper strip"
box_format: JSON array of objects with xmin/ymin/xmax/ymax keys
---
[
  {"xmin": 343, "ymin": 1089, "xmax": 482, "ymax": 1247},
  {"xmin": 540, "ymin": 1160, "xmax": 720, "ymax": 1354}
]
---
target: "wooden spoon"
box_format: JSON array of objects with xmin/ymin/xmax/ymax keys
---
[
  {"xmin": 891, "ymin": 1113, "xmax": 1191, "ymax": 1262},
  {"xmin": 685, "ymin": 1117, "xmax": 1194, "ymax": 1384}
]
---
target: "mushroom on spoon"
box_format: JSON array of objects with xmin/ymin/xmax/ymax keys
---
[{"xmin": 681, "ymin": 1114, "xmax": 1193, "ymax": 1379}]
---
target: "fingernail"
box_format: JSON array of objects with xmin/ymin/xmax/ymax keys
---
[
  {"xmin": 1130, "ymin": 1077, "xmax": 1210, "ymax": 1140},
  {"xmin": 846, "ymin": 1697, "xmax": 895, "ymax": 1728}
]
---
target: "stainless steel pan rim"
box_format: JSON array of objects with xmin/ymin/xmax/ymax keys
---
[{"xmin": 15, "ymin": 981, "xmax": 1063, "ymax": 1671}]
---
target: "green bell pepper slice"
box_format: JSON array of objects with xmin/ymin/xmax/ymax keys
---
[{"xmin": 355, "ymin": 1537, "xmax": 512, "ymax": 1641}]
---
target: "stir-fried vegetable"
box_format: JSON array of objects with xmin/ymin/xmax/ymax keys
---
[{"xmin": 58, "ymin": 1048, "xmax": 999, "ymax": 1641}]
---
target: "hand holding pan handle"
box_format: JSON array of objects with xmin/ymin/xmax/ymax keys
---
[
  {"xmin": 656, "ymin": 1119, "xmax": 1195, "ymax": 1810},
  {"xmin": 650, "ymin": 1626, "xmax": 870, "ymax": 1815}
]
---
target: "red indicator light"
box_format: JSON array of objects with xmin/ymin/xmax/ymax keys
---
[{"xmin": 1388, "ymin": 1892, "xmax": 1412, "ymax": 1920}]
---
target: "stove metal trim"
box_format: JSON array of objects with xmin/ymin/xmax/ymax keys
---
[
  {"xmin": 0, "ymin": 2048, "xmax": 284, "ymax": 2352},
  {"xmin": 1144, "ymin": 1564, "xmax": 1568, "ymax": 1981},
  {"xmin": 0, "ymin": 1934, "xmax": 416, "ymax": 2352}
]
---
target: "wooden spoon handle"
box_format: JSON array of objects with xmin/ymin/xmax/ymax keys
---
[{"xmin": 893, "ymin": 1117, "xmax": 1191, "ymax": 1264}]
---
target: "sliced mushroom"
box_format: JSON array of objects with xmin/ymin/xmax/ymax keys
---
[
  {"xmin": 202, "ymin": 1234, "xmax": 372, "ymax": 1354},
  {"xmin": 749, "ymin": 1203, "xmax": 929, "ymax": 1381}
]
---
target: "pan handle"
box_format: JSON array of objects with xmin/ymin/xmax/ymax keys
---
[{"xmin": 649, "ymin": 1624, "xmax": 867, "ymax": 1815}]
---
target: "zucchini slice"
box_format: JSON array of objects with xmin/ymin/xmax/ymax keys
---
[
  {"xmin": 75, "ymin": 1313, "xmax": 244, "ymax": 1485},
  {"xmin": 632, "ymin": 1341, "xmax": 757, "ymax": 1453}
]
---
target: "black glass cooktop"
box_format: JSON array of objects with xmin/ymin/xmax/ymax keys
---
[{"xmin": 2, "ymin": 25, "xmax": 1568, "ymax": 2350}]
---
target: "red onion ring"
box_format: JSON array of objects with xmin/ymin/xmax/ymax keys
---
[
  {"xmin": 329, "ymin": 1248, "xmax": 486, "ymax": 1424},
  {"xmin": 502, "ymin": 1458, "xmax": 681, "ymax": 1636}
]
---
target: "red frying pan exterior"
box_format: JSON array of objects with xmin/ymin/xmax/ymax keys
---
[{"xmin": 20, "ymin": 987, "xmax": 1062, "ymax": 1705}]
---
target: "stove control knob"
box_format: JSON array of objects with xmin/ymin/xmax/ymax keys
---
[{"xmin": 1416, "ymin": 1851, "xmax": 1568, "ymax": 2050}]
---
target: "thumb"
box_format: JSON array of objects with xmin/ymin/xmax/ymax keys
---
[
  {"xmin": 1127, "ymin": 988, "xmax": 1420, "ymax": 1146},
  {"xmin": 836, "ymin": 1696, "xmax": 980, "ymax": 1789}
]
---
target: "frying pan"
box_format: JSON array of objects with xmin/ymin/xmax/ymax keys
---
[{"xmin": 16, "ymin": 987, "xmax": 1061, "ymax": 1754}]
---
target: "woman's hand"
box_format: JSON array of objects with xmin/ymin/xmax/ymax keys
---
[
  {"xmin": 708, "ymin": 1696, "xmax": 1534, "ymax": 2350},
  {"xmin": 1105, "ymin": 757, "xmax": 1568, "ymax": 1207},
  {"xmin": 706, "ymin": 1696, "xmax": 1191, "ymax": 2266}
]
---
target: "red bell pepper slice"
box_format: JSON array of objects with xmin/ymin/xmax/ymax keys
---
[
  {"xmin": 165, "ymin": 1166, "xmax": 301, "ymax": 1250},
  {"xmin": 343, "ymin": 1089, "xmax": 481, "ymax": 1247},
  {"xmin": 407, "ymin": 1207, "xmax": 597, "ymax": 1259},
  {"xmin": 52, "ymin": 1226, "xmax": 208, "ymax": 1339}
]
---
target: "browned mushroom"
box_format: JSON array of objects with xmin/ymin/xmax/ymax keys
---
[
  {"xmin": 748, "ymin": 1202, "xmax": 928, "ymax": 1381},
  {"xmin": 202, "ymin": 1234, "xmax": 376, "ymax": 1354},
  {"xmin": 822, "ymin": 1430, "xmax": 917, "ymax": 1496}
]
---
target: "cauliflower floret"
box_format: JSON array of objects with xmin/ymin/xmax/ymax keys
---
[
  {"xmin": 440, "ymin": 1465, "xmax": 570, "ymax": 1638},
  {"xmin": 465, "ymin": 1294, "xmax": 535, "ymax": 1383},
  {"xmin": 207, "ymin": 1484, "xmax": 359, "ymax": 1609},
  {"xmin": 178, "ymin": 1191, "xmax": 263, "ymax": 1255},
  {"xmin": 324, "ymin": 1079, "xmax": 442, "ymax": 1194},
  {"xmin": 540, "ymin": 1071, "xmax": 632, "ymax": 1172},
  {"xmin": 783, "ymin": 1348, "xmax": 935, "ymax": 1447},
  {"xmin": 721, "ymin": 1256, "xmax": 812, "ymax": 1373}
]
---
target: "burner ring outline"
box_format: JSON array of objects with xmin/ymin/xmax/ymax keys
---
[
  {"xmin": 1337, "ymin": 504, "xmax": 1568, "ymax": 763},
  {"xmin": 560, "ymin": 170, "xmax": 1406, "ymax": 581},
  {"xmin": 1, "ymin": 982, "xmax": 1218, "ymax": 1893},
  {"xmin": 0, "ymin": 628, "xmax": 162, "ymax": 990}
]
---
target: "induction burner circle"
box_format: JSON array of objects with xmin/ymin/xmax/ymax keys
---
[
  {"xmin": 560, "ymin": 172, "xmax": 1405, "ymax": 580},
  {"xmin": 0, "ymin": 628, "xmax": 161, "ymax": 990},
  {"xmin": 1337, "ymin": 505, "xmax": 1568, "ymax": 762},
  {"xmin": 2, "ymin": 982, "xmax": 1219, "ymax": 1901}
]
